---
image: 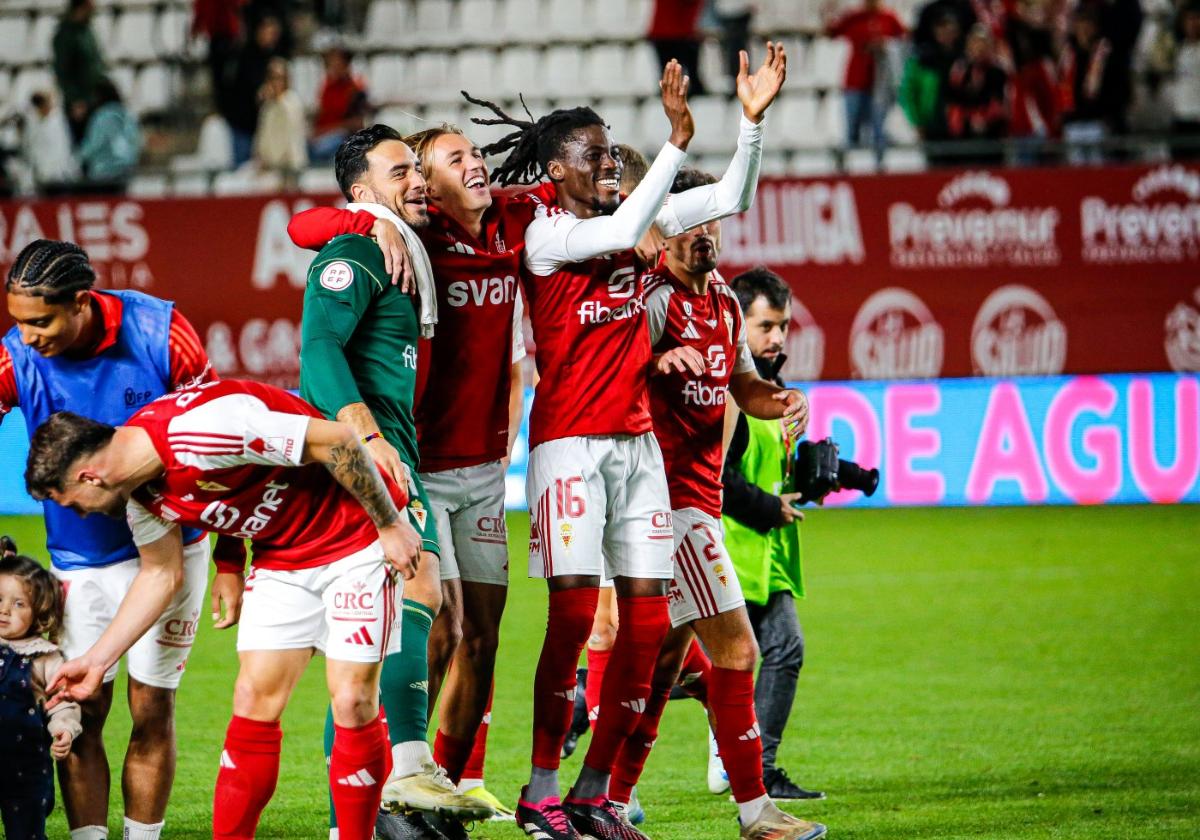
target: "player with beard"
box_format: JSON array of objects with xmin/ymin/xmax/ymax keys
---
[
  {"xmin": 295, "ymin": 125, "xmax": 494, "ymax": 839},
  {"xmin": 463, "ymin": 45, "xmax": 786, "ymax": 840},
  {"xmin": 287, "ymin": 123, "xmax": 530, "ymax": 835},
  {"xmin": 606, "ymin": 168, "xmax": 825, "ymax": 840},
  {"xmin": 29, "ymin": 379, "xmax": 423, "ymax": 840}
]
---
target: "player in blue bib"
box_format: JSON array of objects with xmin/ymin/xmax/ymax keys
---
[{"xmin": 2, "ymin": 240, "xmax": 220, "ymax": 840}]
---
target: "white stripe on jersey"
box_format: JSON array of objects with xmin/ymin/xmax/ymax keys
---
[{"xmin": 164, "ymin": 394, "xmax": 309, "ymax": 471}]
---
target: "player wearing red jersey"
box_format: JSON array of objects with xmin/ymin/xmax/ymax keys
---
[
  {"xmin": 608, "ymin": 169, "xmax": 824, "ymax": 840},
  {"xmin": 463, "ymin": 46, "xmax": 786, "ymax": 840},
  {"xmin": 29, "ymin": 379, "xmax": 423, "ymax": 840},
  {"xmin": 288, "ymin": 124, "xmax": 529, "ymax": 829},
  {"xmin": 3, "ymin": 240, "xmax": 221, "ymax": 840}
]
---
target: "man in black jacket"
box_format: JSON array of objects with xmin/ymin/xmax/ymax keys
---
[{"xmin": 722, "ymin": 266, "xmax": 824, "ymax": 801}]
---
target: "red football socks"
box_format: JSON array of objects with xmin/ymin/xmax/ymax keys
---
[
  {"xmin": 433, "ymin": 729, "xmax": 474, "ymax": 785},
  {"xmin": 531, "ymin": 587, "xmax": 599, "ymax": 769},
  {"xmin": 213, "ymin": 716, "xmax": 283, "ymax": 840},
  {"xmin": 581, "ymin": 595, "xmax": 670, "ymax": 775},
  {"xmin": 608, "ymin": 682, "xmax": 670, "ymax": 804},
  {"xmin": 584, "ymin": 646, "xmax": 611, "ymax": 731},
  {"xmin": 461, "ymin": 688, "xmax": 493, "ymax": 782},
  {"xmin": 710, "ymin": 666, "xmax": 768, "ymax": 804},
  {"xmin": 329, "ymin": 712, "xmax": 391, "ymax": 840}
]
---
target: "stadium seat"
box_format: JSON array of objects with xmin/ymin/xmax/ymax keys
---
[
  {"xmin": 635, "ymin": 96, "xmax": 671, "ymax": 151},
  {"xmin": 299, "ymin": 167, "xmax": 339, "ymax": 194},
  {"xmin": 601, "ymin": 100, "xmax": 637, "ymax": 147},
  {"xmin": 497, "ymin": 47, "xmax": 539, "ymax": 99},
  {"xmin": 543, "ymin": 45, "xmax": 583, "ymax": 99},
  {"xmin": 499, "ymin": 0, "xmax": 546, "ymax": 45},
  {"xmin": 91, "ymin": 9, "xmax": 114, "ymax": 45},
  {"xmin": 844, "ymin": 147, "xmax": 879, "ymax": 173},
  {"xmin": 0, "ymin": 16, "xmax": 31, "ymax": 66},
  {"xmin": 456, "ymin": 49, "xmax": 499, "ymax": 101},
  {"xmin": 170, "ymin": 171, "xmax": 213, "ymax": 196},
  {"xmin": 589, "ymin": 0, "xmax": 631, "ymax": 39},
  {"xmin": 213, "ymin": 169, "xmax": 284, "ymax": 196},
  {"xmin": 367, "ymin": 54, "xmax": 408, "ymax": 105},
  {"xmin": 374, "ymin": 105, "xmax": 428, "ymax": 136},
  {"xmin": 627, "ymin": 0, "xmax": 653, "ymax": 35},
  {"xmin": 410, "ymin": 52, "xmax": 457, "ymax": 103},
  {"xmin": 170, "ymin": 113, "xmax": 233, "ymax": 172},
  {"xmin": 457, "ymin": 0, "xmax": 499, "ymax": 46},
  {"xmin": 882, "ymin": 146, "xmax": 926, "ymax": 173},
  {"xmin": 816, "ymin": 92, "xmax": 846, "ymax": 147},
  {"xmin": 27, "ymin": 13, "xmax": 57, "ymax": 63},
  {"xmin": 414, "ymin": 0, "xmax": 456, "ymax": 48},
  {"xmin": 699, "ymin": 38, "xmax": 728, "ymax": 95},
  {"xmin": 777, "ymin": 93, "xmax": 821, "ymax": 150},
  {"xmin": 110, "ymin": 10, "xmax": 157, "ymax": 62},
  {"xmin": 611, "ymin": 42, "xmax": 658, "ymax": 97},
  {"xmin": 129, "ymin": 173, "xmax": 168, "ymax": 197},
  {"xmin": 545, "ymin": 0, "xmax": 591, "ymax": 41},
  {"xmin": 364, "ymin": 0, "xmax": 409, "ymax": 49},
  {"xmin": 787, "ymin": 151, "xmax": 838, "ymax": 176},
  {"xmin": 808, "ymin": 37, "xmax": 850, "ymax": 90},
  {"xmin": 110, "ymin": 64, "xmax": 136, "ymax": 102},
  {"xmin": 157, "ymin": 7, "xmax": 189, "ymax": 56},
  {"xmin": 133, "ymin": 64, "xmax": 171, "ymax": 115},
  {"xmin": 760, "ymin": 151, "xmax": 789, "ymax": 176},
  {"xmin": 11, "ymin": 66, "xmax": 54, "ymax": 109},
  {"xmin": 289, "ymin": 56, "xmax": 323, "ymax": 112},
  {"xmin": 581, "ymin": 44, "xmax": 622, "ymax": 96},
  {"xmin": 687, "ymin": 96, "xmax": 740, "ymax": 154}
]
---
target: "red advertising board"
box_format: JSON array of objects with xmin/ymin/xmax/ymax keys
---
[{"xmin": 1, "ymin": 162, "xmax": 1197, "ymax": 387}]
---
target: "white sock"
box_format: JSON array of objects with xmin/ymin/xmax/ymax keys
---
[
  {"xmin": 391, "ymin": 739, "xmax": 434, "ymax": 778},
  {"xmin": 70, "ymin": 827, "xmax": 108, "ymax": 840},
  {"xmin": 329, "ymin": 830, "xmax": 340, "ymax": 840},
  {"xmin": 123, "ymin": 819, "xmax": 164, "ymax": 840},
  {"xmin": 737, "ymin": 794, "xmax": 771, "ymax": 826},
  {"xmin": 457, "ymin": 777, "xmax": 484, "ymax": 793}
]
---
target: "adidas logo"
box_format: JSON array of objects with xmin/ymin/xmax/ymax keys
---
[
  {"xmin": 554, "ymin": 687, "xmax": 576, "ymax": 701},
  {"xmin": 738, "ymin": 723, "xmax": 761, "ymax": 741},
  {"xmin": 588, "ymin": 705, "xmax": 599, "ymax": 721},
  {"xmin": 336, "ymin": 768, "xmax": 378, "ymax": 787},
  {"xmin": 410, "ymin": 680, "xmax": 429, "ymax": 693},
  {"xmin": 621, "ymin": 698, "xmax": 647, "ymax": 714},
  {"xmin": 219, "ymin": 750, "xmax": 237, "ymax": 770},
  {"xmin": 522, "ymin": 823, "xmax": 555, "ymax": 840},
  {"xmin": 681, "ymin": 322, "xmax": 701, "ymax": 340},
  {"xmin": 344, "ymin": 626, "xmax": 375, "ymax": 646}
]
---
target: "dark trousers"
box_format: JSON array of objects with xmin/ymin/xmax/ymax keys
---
[
  {"xmin": 651, "ymin": 38, "xmax": 707, "ymax": 96},
  {"xmin": 0, "ymin": 759, "xmax": 53, "ymax": 840},
  {"xmin": 746, "ymin": 590, "xmax": 805, "ymax": 772}
]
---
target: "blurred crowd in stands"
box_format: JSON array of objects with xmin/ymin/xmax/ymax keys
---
[{"xmin": 2, "ymin": 0, "xmax": 1199, "ymax": 197}]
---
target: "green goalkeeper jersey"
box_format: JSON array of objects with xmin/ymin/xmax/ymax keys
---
[{"xmin": 299, "ymin": 234, "xmax": 421, "ymax": 471}]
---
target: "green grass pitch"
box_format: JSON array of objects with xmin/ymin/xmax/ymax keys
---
[{"xmin": 2, "ymin": 504, "xmax": 1197, "ymax": 839}]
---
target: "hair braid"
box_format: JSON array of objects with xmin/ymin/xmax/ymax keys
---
[
  {"xmin": 461, "ymin": 91, "xmax": 605, "ymax": 186},
  {"xmin": 6, "ymin": 239, "xmax": 95, "ymax": 305}
]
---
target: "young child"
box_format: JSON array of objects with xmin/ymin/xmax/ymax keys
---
[{"xmin": 0, "ymin": 553, "xmax": 82, "ymax": 840}]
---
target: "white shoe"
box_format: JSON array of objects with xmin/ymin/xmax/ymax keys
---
[
  {"xmin": 380, "ymin": 761, "xmax": 495, "ymax": 820},
  {"xmin": 708, "ymin": 726, "xmax": 730, "ymax": 794}
]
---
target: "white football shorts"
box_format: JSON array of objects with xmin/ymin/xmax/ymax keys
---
[
  {"xmin": 667, "ymin": 508, "xmax": 746, "ymax": 628},
  {"xmin": 54, "ymin": 537, "xmax": 211, "ymax": 690},
  {"xmin": 236, "ymin": 540, "xmax": 403, "ymax": 664},
  {"xmin": 527, "ymin": 433, "xmax": 674, "ymax": 581},
  {"xmin": 421, "ymin": 460, "xmax": 510, "ymax": 586}
]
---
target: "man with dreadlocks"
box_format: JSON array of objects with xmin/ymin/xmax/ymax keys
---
[
  {"xmin": 462, "ymin": 46, "xmax": 787, "ymax": 840},
  {"xmin": 1, "ymin": 239, "xmax": 218, "ymax": 840}
]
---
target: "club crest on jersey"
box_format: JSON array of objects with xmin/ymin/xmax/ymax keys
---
[
  {"xmin": 408, "ymin": 500, "xmax": 427, "ymax": 530},
  {"xmin": 714, "ymin": 563, "xmax": 729, "ymax": 587},
  {"xmin": 560, "ymin": 522, "xmax": 574, "ymax": 549},
  {"xmin": 683, "ymin": 301, "xmax": 693, "ymax": 318},
  {"xmin": 319, "ymin": 261, "xmax": 354, "ymax": 291},
  {"xmin": 196, "ymin": 479, "xmax": 231, "ymax": 492}
]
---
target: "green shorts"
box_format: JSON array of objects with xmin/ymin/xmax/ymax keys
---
[{"xmin": 404, "ymin": 468, "xmax": 441, "ymax": 558}]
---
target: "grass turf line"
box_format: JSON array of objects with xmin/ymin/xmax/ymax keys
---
[{"xmin": 1, "ymin": 504, "xmax": 1196, "ymax": 839}]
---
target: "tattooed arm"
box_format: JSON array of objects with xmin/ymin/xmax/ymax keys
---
[{"xmin": 302, "ymin": 418, "xmax": 421, "ymax": 577}]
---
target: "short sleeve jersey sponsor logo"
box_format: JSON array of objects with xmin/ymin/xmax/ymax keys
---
[{"xmin": 320, "ymin": 261, "xmax": 354, "ymax": 291}]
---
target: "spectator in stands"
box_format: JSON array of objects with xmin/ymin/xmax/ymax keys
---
[
  {"xmin": 76, "ymin": 78, "xmax": 142, "ymax": 192},
  {"xmin": 223, "ymin": 14, "xmax": 285, "ymax": 167},
  {"xmin": 824, "ymin": 0, "xmax": 908, "ymax": 162},
  {"xmin": 715, "ymin": 0, "xmax": 754, "ymax": 93},
  {"xmin": 308, "ymin": 46, "xmax": 369, "ymax": 162},
  {"xmin": 900, "ymin": 10, "xmax": 959, "ymax": 160},
  {"xmin": 23, "ymin": 91, "xmax": 79, "ymax": 193},
  {"xmin": 1090, "ymin": 0, "xmax": 1143, "ymax": 136},
  {"xmin": 52, "ymin": 0, "xmax": 107, "ymax": 144},
  {"xmin": 1005, "ymin": 0, "xmax": 1060, "ymax": 164},
  {"xmin": 647, "ymin": 0, "xmax": 708, "ymax": 95},
  {"xmin": 912, "ymin": 0, "xmax": 973, "ymax": 58},
  {"xmin": 254, "ymin": 57, "xmax": 307, "ymax": 179},
  {"xmin": 1172, "ymin": 1, "xmax": 1200, "ymax": 158},
  {"xmin": 1058, "ymin": 5, "xmax": 1122, "ymax": 163},
  {"xmin": 193, "ymin": 0, "xmax": 246, "ymax": 122},
  {"xmin": 945, "ymin": 24, "xmax": 1011, "ymax": 164}
]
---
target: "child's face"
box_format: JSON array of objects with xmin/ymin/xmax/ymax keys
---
[{"xmin": 0, "ymin": 575, "xmax": 34, "ymax": 640}]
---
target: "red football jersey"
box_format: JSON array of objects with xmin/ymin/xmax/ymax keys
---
[
  {"xmin": 517, "ymin": 183, "xmax": 656, "ymax": 447},
  {"xmin": 644, "ymin": 268, "xmax": 755, "ymax": 518},
  {"xmin": 125, "ymin": 379, "xmax": 406, "ymax": 571},
  {"xmin": 287, "ymin": 197, "xmax": 533, "ymax": 472}
]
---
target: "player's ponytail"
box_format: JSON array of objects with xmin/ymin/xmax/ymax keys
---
[
  {"xmin": 461, "ymin": 91, "xmax": 605, "ymax": 187},
  {"xmin": 6, "ymin": 239, "xmax": 95, "ymax": 305}
]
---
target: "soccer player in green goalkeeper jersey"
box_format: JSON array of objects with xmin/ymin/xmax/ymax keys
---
[{"xmin": 299, "ymin": 125, "xmax": 492, "ymax": 837}]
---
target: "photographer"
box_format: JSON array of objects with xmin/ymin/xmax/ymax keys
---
[{"xmin": 722, "ymin": 266, "xmax": 823, "ymax": 802}]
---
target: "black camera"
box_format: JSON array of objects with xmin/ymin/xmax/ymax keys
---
[{"xmin": 793, "ymin": 438, "xmax": 880, "ymax": 506}]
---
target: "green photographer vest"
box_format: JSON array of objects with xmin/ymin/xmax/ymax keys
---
[{"xmin": 723, "ymin": 415, "xmax": 806, "ymax": 606}]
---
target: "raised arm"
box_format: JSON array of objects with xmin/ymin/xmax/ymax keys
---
[
  {"xmin": 523, "ymin": 61, "xmax": 694, "ymax": 274},
  {"xmin": 656, "ymin": 42, "xmax": 786, "ymax": 237}
]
